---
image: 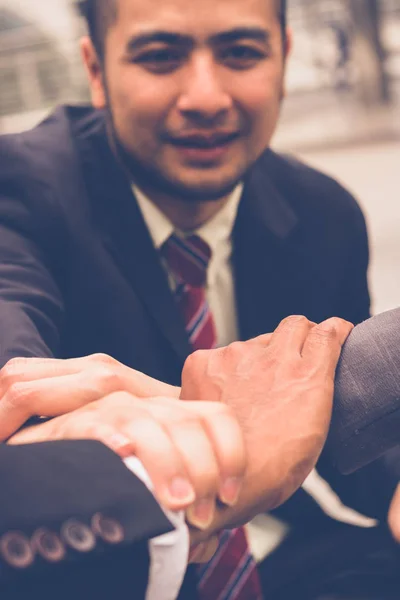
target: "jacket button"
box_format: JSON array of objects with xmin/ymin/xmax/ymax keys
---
[
  {"xmin": 92, "ymin": 514, "xmax": 125, "ymax": 544},
  {"xmin": 61, "ymin": 520, "xmax": 95, "ymax": 553},
  {"xmin": 0, "ymin": 532, "xmax": 34, "ymax": 568},
  {"xmin": 31, "ymin": 529, "xmax": 66, "ymax": 562}
]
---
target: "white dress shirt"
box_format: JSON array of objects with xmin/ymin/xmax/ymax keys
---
[
  {"xmin": 133, "ymin": 184, "xmax": 243, "ymax": 348},
  {"xmin": 124, "ymin": 457, "xmax": 189, "ymax": 600}
]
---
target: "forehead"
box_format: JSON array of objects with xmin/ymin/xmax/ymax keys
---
[{"xmin": 113, "ymin": 0, "xmax": 280, "ymax": 38}]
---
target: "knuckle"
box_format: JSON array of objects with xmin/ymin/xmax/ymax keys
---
[
  {"xmin": 97, "ymin": 366, "xmax": 123, "ymax": 392},
  {"xmin": 312, "ymin": 324, "xmax": 338, "ymax": 342},
  {"xmin": 224, "ymin": 341, "xmax": 243, "ymax": 358},
  {"xmin": 4, "ymin": 382, "xmax": 32, "ymax": 410},
  {"xmin": 82, "ymin": 418, "xmax": 106, "ymax": 440},
  {"xmin": 0, "ymin": 365, "xmax": 16, "ymax": 391},
  {"xmin": 90, "ymin": 353, "xmax": 117, "ymax": 367},
  {"xmin": 0, "ymin": 358, "xmax": 28, "ymax": 389},
  {"xmin": 184, "ymin": 349, "xmax": 207, "ymax": 370},
  {"xmin": 281, "ymin": 315, "xmax": 309, "ymax": 328}
]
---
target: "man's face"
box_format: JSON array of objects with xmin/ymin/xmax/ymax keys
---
[{"xmin": 84, "ymin": 0, "xmax": 289, "ymax": 201}]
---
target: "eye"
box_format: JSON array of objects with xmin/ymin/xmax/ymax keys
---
[
  {"xmin": 220, "ymin": 45, "xmax": 267, "ymax": 69},
  {"xmin": 134, "ymin": 48, "xmax": 185, "ymax": 74}
]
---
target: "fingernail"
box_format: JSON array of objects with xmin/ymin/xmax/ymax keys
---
[
  {"xmin": 219, "ymin": 477, "xmax": 242, "ymax": 506},
  {"xmin": 186, "ymin": 498, "xmax": 215, "ymax": 531},
  {"xmin": 168, "ymin": 477, "xmax": 196, "ymax": 504}
]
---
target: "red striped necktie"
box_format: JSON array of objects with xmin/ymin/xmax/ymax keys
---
[{"xmin": 162, "ymin": 233, "xmax": 263, "ymax": 600}]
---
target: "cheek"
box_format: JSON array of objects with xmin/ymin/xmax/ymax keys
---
[
  {"xmin": 236, "ymin": 78, "xmax": 282, "ymax": 151},
  {"xmin": 106, "ymin": 69, "xmax": 170, "ymax": 142},
  {"xmin": 233, "ymin": 64, "xmax": 283, "ymax": 117}
]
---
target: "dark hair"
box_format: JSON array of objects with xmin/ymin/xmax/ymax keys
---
[{"xmin": 78, "ymin": 0, "xmax": 288, "ymax": 58}]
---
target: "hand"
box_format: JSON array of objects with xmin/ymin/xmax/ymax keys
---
[
  {"xmin": 181, "ymin": 315, "xmax": 353, "ymax": 533},
  {"xmin": 8, "ymin": 393, "xmax": 246, "ymax": 521},
  {"xmin": 0, "ymin": 354, "xmax": 179, "ymax": 441},
  {"xmin": 388, "ymin": 483, "xmax": 400, "ymax": 543}
]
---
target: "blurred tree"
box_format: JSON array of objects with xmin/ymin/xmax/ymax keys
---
[{"xmin": 349, "ymin": 0, "xmax": 392, "ymax": 106}]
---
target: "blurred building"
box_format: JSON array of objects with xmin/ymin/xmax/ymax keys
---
[{"xmin": 0, "ymin": 0, "xmax": 86, "ymax": 131}]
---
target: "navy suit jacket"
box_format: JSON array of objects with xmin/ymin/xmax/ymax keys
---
[
  {"xmin": 0, "ymin": 105, "xmax": 397, "ymax": 597},
  {"xmin": 0, "ymin": 440, "xmax": 172, "ymax": 600}
]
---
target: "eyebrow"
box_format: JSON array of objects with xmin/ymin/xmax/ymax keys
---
[
  {"xmin": 125, "ymin": 27, "xmax": 270, "ymax": 52},
  {"xmin": 210, "ymin": 27, "xmax": 271, "ymax": 45}
]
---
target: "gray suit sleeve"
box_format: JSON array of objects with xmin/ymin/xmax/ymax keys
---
[{"xmin": 328, "ymin": 308, "xmax": 400, "ymax": 475}]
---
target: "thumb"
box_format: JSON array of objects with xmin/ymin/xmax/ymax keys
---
[{"xmin": 388, "ymin": 484, "xmax": 400, "ymax": 543}]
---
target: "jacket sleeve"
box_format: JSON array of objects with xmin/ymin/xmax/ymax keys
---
[
  {"xmin": 316, "ymin": 309, "xmax": 400, "ymax": 520},
  {"xmin": 0, "ymin": 136, "xmax": 66, "ymax": 368},
  {"xmin": 316, "ymin": 196, "xmax": 399, "ymax": 520},
  {"xmin": 0, "ymin": 440, "xmax": 174, "ymax": 600}
]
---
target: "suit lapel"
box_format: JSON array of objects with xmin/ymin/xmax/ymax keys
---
[
  {"xmin": 234, "ymin": 153, "xmax": 299, "ymax": 341},
  {"xmin": 80, "ymin": 120, "xmax": 192, "ymax": 365}
]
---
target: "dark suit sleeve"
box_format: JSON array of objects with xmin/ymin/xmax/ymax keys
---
[
  {"xmin": 0, "ymin": 136, "xmax": 65, "ymax": 368},
  {"xmin": 0, "ymin": 440, "xmax": 174, "ymax": 600}
]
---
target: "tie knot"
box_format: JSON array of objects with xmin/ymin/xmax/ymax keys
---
[{"xmin": 163, "ymin": 234, "xmax": 211, "ymax": 287}]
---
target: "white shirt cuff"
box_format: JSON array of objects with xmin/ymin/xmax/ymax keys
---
[{"xmin": 124, "ymin": 457, "xmax": 189, "ymax": 600}]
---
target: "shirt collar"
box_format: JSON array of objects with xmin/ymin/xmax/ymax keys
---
[{"xmin": 133, "ymin": 184, "xmax": 243, "ymax": 253}]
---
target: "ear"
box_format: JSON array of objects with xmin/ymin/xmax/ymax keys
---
[
  {"xmin": 80, "ymin": 36, "xmax": 107, "ymax": 109},
  {"xmin": 281, "ymin": 27, "xmax": 293, "ymax": 99},
  {"xmin": 283, "ymin": 26, "xmax": 293, "ymax": 60}
]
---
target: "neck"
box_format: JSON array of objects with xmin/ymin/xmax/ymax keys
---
[{"xmin": 135, "ymin": 186, "xmax": 231, "ymax": 231}]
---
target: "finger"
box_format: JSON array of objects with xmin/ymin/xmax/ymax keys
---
[
  {"xmin": 0, "ymin": 365, "xmax": 179, "ymax": 442},
  {"xmin": 147, "ymin": 398, "xmax": 246, "ymax": 528},
  {"xmin": 0, "ymin": 370, "xmax": 119, "ymax": 442},
  {"xmin": 164, "ymin": 416, "xmax": 220, "ymax": 530},
  {"xmin": 183, "ymin": 401, "xmax": 246, "ymax": 507},
  {"xmin": 302, "ymin": 318, "xmax": 354, "ymax": 374},
  {"xmin": 0, "ymin": 358, "xmax": 81, "ymax": 404},
  {"xmin": 121, "ymin": 414, "xmax": 198, "ymax": 512},
  {"xmin": 0, "ymin": 355, "xmax": 180, "ymax": 400},
  {"xmin": 6, "ymin": 413, "xmax": 125, "ymax": 453},
  {"xmin": 388, "ymin": 484, "xmax": 400, "ymax": 543},
  {"xmin": 269, "ymin": 315, "xmax": 314, "ymax": 356}
]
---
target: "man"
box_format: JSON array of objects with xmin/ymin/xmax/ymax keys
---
[
  {"xmin": 1, "ymin": 318, "xmax": 352, "ymax": 600},
  {"xmin": 0, "ymin": 0, "xmax": 398, "ymax": 597}
]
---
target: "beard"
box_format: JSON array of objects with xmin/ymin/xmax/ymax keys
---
[{"xmin": 105, "ymin": 108, "xmax": 247, "ymax": 203}]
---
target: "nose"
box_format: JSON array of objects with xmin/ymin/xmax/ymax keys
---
[{"xmin": 177, "ymin": 53, "xmax": 232, "ymax": 122}]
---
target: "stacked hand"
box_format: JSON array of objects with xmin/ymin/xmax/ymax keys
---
[{"xmin": 2, "ymin": 316, "xmax": 381, "ymax": 555}]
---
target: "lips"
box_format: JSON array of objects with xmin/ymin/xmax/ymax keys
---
[{"xmin": 168, "ymin": 131, "xmax": 239, "ymax": 149}]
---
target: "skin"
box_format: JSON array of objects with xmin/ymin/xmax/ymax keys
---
[
  {"xmin": 81, "ymin": 0, "xmax": 291, "ymax": 229},
  {"xmin": 6, "ymin": 317, "xmax": 354, "ymax": 546},
  {"xmin": 388, "ymin": 484, "xmax": 400, "ymax": 543}
]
